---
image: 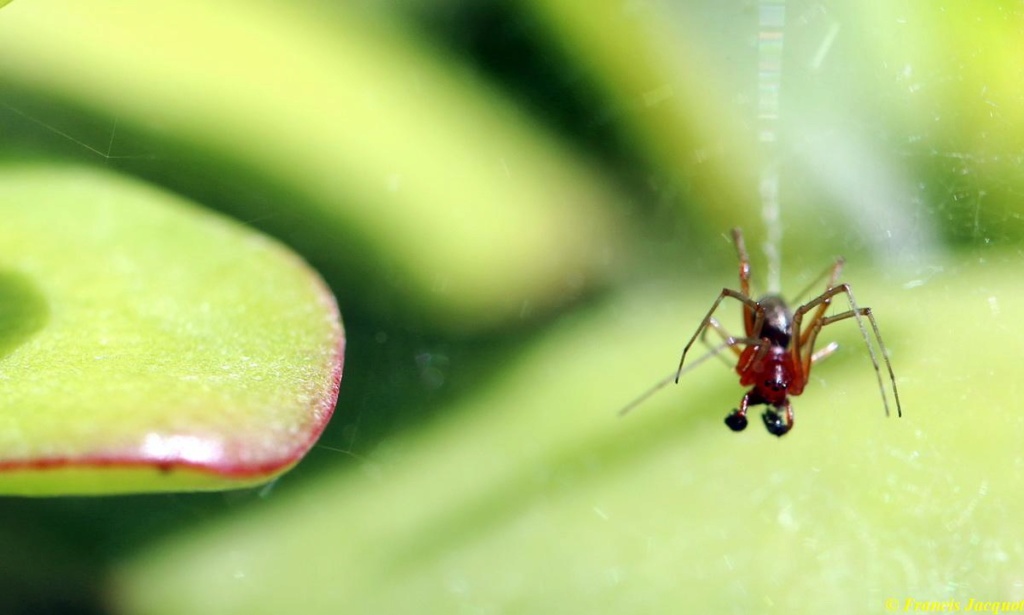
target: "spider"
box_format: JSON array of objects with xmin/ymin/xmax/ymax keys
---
[{"xmin": 620, "ymin": 227, "xmax": 902, "ymax": 437}]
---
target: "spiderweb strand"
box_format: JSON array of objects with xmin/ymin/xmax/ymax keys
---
[
  {"xmin": 758, "ymin": 0, "xmax": 786, "ymax": 295},
  {"xmin": 0, "ymin": 101, "xmax": 149, "ymax": 160}
]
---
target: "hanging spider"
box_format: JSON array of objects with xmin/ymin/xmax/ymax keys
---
[{"xmin": 619, "ymin": 227, "xmax": 902, "ymax": 437}]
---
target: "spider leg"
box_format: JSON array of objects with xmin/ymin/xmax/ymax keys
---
[
  {"xmin": 791, "ymin": 257, "xmax": 845, "ymax": 306},
  {"xmin": 736, "ymin": 336, "xmax": 772, "ymax": 376},
  {"xmin": 762, "ymin": 400, "xmax": 794, "ymax": 437},
  {"xmin": 675, "ymin": 289, "xmax": 763, "ymax": 383},
  {"xmin": 725, "ymin": 391, "xmax": 752, "ymax": 432},
  {"xmin": 793, "ymin": 284, "xmax": 902, "ymax": 418},
  {"xmin": 617, "ymin": 340, "xmax": 731, "ymax": 417},
  {"xmin": 699, "ymin": 316, "xmax": 745, "ymax": 365},
  {"xmin": 810, "ymin": 341, "xmax": 839, "ymax": 364},
  {"xmin": 790, "ymin": 276, "xmax": 848, "ymax": 391},
  {"xmin": 783, "ymin": 258, "xmax": 843, "ymax": 396},
  {"xmin": 795, "ymin": 257, "xmax": 845, "ymax": 350},
  {"xmin": 731, "ymin": 228, "xmax": 756, "ymax": 333},
  {"xmin": 798, "ymin": 322, "xmax": 828, "ymax": 375}
]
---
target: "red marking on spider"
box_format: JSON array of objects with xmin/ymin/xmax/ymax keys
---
[{"xmin": 619, "ymin": 227, "xmax": 902, "ymax": 437}]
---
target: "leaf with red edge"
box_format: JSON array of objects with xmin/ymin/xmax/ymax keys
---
[{"xmin": 0, "ymin": 165, "xmax": 344, "ymax": 495}]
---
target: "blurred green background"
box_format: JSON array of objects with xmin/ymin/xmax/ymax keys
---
[{"xmin": 1, "ymin": 1, "xmax": 1023, "ymax": 613}]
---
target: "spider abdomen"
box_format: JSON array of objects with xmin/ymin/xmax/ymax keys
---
[{"xmin": 736, "ymin": 346, "xmax": 801, "ymax": 406}]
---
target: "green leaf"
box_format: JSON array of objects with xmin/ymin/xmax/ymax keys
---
[
  {"xmin": 0, "ymin": 165, "xmax": 343, "ymax": 495},
  {"xmin": 114, "ymin": 253, "xmax": 1010, "ymax": 612},
  {"xmin": 0, "ymin": 0, "xmax": 622, "ymax": 331}
]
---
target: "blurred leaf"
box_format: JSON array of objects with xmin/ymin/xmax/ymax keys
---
[
  {"xmin": 0, "ymin": 0, "xmax": 624, "ymax": 330},
  {"xmin": 0, "ymin": 165, "xmax": 343, "ymax": 495},
  {"xmin": 112, "ymin": 253, "xmax": 1017, "ymax": 612},
  {"xmin": 523, "ymin": 1, "xmax": 766, "ymax": 235},
  {"xmin": 526, "ymin": 1, "xmax": 1024, "ymax": 255},
  {"xmin": 1, "ymin": 0, "xmax": 1018, "ymax": 612},
  {"xmin": 854, "ymin": 1, "xmax": 1024, "ymax": 244}
]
